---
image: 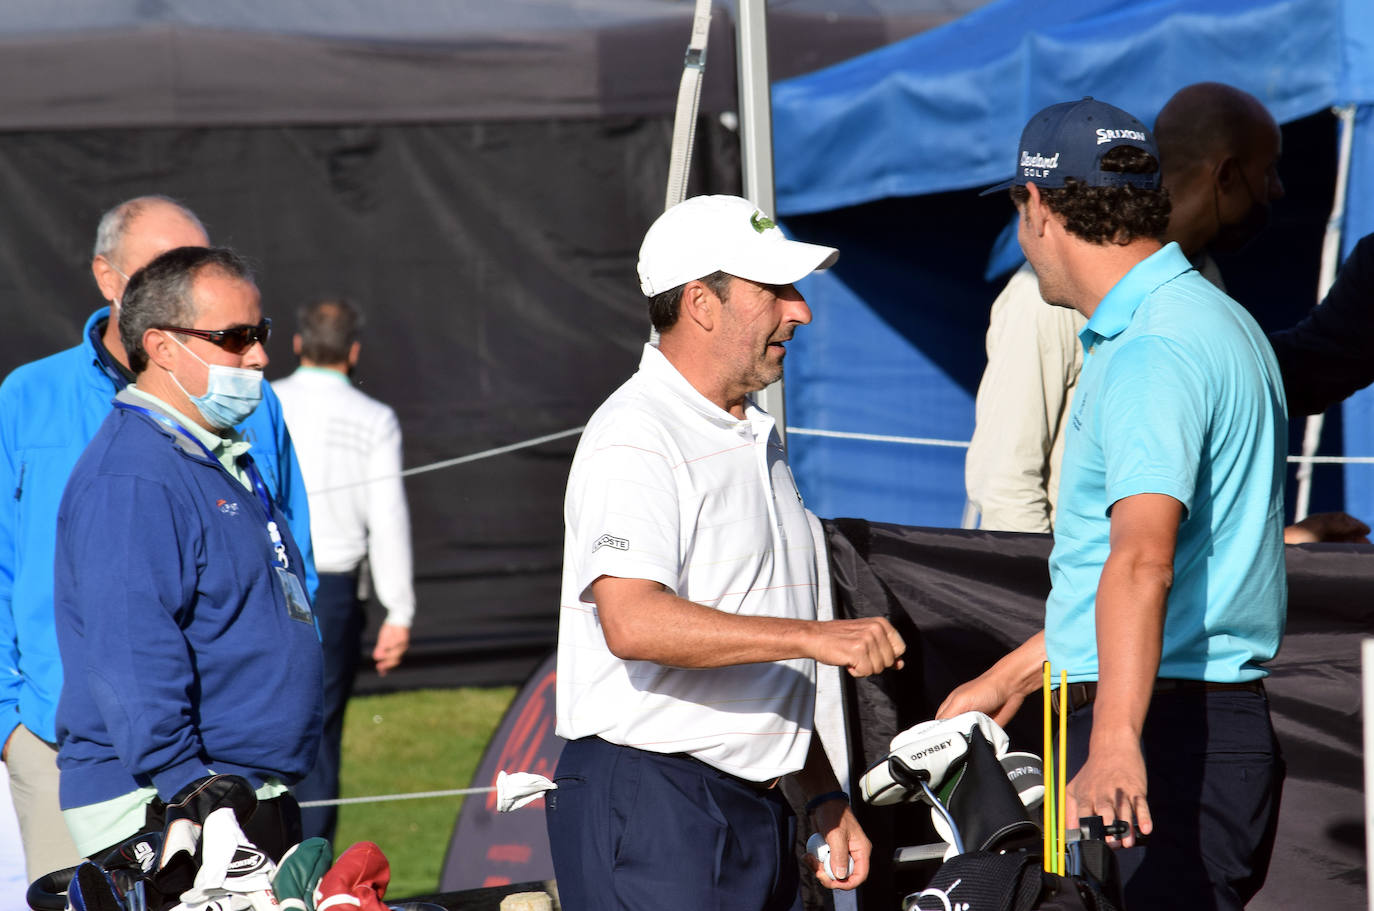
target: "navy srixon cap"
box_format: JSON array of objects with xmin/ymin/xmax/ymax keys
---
[{"xmin": 980, "ymin": 97, "xmax": 1161, "ymax": 196}]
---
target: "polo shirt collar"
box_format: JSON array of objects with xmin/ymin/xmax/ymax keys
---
[
  {"xmin": 293, "ymin": 365, "xmax": 351, "ymax": 384},
  {"xmin": 123, "ymin": 386, "xmax": 251, "ymax": 464},
  {"xmin": 1081, "ymin": 241, "xmax": 1194, "ymax": 348},
  {"xmin": 637, "ymin": 343, "xmax": 766, "ymax": 429}
]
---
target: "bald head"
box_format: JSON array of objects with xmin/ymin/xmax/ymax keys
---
[
  {"xmin": 93, "ymin": 196, "xmax": 208, "ymax": 272},
  {"xmin": 1154, "ymin": 83, "xmax": 1284, "ymax": 255},
  {"xmin": 91, "ymin": 195, "xmax": 210, "ymax": 365},
  {"xmin": 1156, "ymin": 83, "xmax": 1278, "ymax": 179}
]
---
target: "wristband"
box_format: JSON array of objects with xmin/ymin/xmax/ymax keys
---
[{"xmin": 804, "ymin": 790, "xmax": 849, "ymax": 815}]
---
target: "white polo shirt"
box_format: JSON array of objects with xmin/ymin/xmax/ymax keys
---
[{"xmin": 555, "ymin": 344, "xmax": 818, "ymax": 782}]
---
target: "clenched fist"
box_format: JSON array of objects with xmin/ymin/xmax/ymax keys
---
[{"xmin": 808, "ymin": 617, "xmax": 905, "ymax": 677}]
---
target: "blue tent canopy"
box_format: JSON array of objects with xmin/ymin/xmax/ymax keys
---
[{"xmin": 772, "ymin": 0, "xmax": 1374, "ymax": 528}]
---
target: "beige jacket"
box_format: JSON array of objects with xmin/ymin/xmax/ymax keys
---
[{"xmin": 965, "ymin": 257, "xmax": 1222, "ymax": 533}]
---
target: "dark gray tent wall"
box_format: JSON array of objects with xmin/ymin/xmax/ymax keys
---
[
  {"xmin": 0, "ymin": 118, "xmax": 743, "ymax": 691},
  {"xmin": 0, "ymin": 1, "xmax": 981, "ymax": 691}
]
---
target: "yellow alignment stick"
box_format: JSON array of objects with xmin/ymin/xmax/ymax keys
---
[
  {"xmin": 1058, "ymin": 668, "xmax": 1068, "ymax": 875},
  {"xmin": 1043, "ymin": 660, "xmax": 1053, "ymax": 872}
]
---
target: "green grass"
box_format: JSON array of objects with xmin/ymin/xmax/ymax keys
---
[{"xmin": 334, "ymin": 687, "xmax": 517, "ymax": 899}]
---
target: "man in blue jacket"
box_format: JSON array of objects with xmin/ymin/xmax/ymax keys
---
[
  {"xmin": 54, "ymin": 245, "xmax": 322, "ymax": 862},
  {"xmin": 0, "ymin": 196, "xmax": 314, "ymax": 882}
]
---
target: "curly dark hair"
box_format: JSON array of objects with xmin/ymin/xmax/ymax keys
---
[
  {"xmin": 648, "ymin": 270, "xmax": 733, "ymax": 332},
  {"xmin": 1011, "ymin": 146, "xmax": 1171, "ymax": 245}
]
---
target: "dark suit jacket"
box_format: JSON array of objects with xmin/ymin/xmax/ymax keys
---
[{"xmin": 1270, "ymin": 233, "xmax": 1374, "ymax": 416}]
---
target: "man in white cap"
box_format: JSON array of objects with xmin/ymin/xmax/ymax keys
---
[{"xmin": 547, "ymin": 195, "xmax": 905, "ymax": 910}]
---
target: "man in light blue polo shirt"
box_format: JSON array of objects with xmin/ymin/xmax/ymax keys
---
[{"xmin": 940, "ymin": 98, "xmax": 1286, "ymax": 910}]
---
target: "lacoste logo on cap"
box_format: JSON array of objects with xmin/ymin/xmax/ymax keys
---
[
  {"xmin": 593, "ymin": 534, "xmax": 629, "ymax": 553},
  {"xmin": 750, "ymin": 212, "xmax": 776, "ymax": 233}
]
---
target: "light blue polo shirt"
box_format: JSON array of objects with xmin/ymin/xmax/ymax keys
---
[{"xmin": 1046, "ymin": 242, "xmax": 1287, "ymax": 684}]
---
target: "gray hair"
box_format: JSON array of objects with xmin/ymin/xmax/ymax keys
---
[
  {"xmin": 648, "ymin": 271, "xmax": 732, "ymax": 333},
  {"xmin": 92, "ymin": 195, "xmax": 206, "ymax": 265},
  {"xmin": 296, "ymin": 298, "xmax": 363, "ymax": 365},
  {"xmin": 119, "ymin": 246, "xmax": 255, "ymax": 374}
]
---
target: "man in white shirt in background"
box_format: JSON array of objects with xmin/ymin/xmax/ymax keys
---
[{"xmin": 273, "ymin": 298, "xmax": 415, "ymax": 844}]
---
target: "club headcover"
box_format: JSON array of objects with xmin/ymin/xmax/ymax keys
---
[
  {"xmin": 64, "ymin": 861, "xmax": 127, "ymax": 911},
  {"xmin": 860, "ymin": 711, "xmax": 1009, "ymax": 806},
  {"xmin": 171, "ymin": 806, "xmax": 277, "ymax": 911},
  {"xmin": 313, "ymin": 842, "xmax": 390, "ymax": 911},
  {"xmin": 100, "ymin": 830, "xmax": 164, "ymax": 879},
  {"xmin": 932, "ymin": 727, "xmax": 1040, "ymax": 856},
  {"xmin": 155, "ymin": 775, "xmax": 261, "ymax": 900},
  {"xmin": 1000, "ymin": 751, "xmax": 1045, "ymax": 810},
  {"xmin": 273, "ymin": 838, "xmax": 334, "ymax": 911}
]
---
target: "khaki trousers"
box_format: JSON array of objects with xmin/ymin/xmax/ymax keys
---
[{"xmin": 5, "ymin": 724, "xmax": 81, "ymax": 884}]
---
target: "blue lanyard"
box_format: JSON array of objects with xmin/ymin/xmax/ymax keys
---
[{"xmin": 113, "ymin": 401, "xmax": 291, "ymax": 570}]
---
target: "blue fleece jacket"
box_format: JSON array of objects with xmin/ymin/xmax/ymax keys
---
[
  {"xmin": 55, "ymin": 390, "xmax": 323, "ymax": 807},
  {"xmin": 0, "ymin": 309, "xmax": 315, "ymax": 746}
]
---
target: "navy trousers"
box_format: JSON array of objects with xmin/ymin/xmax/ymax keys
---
[
  {"xmin": 546, "ymin": 737, "xmax": 803, "ymax": 911},
  {"xmin": 1066, "ymin": 687, "xmax": 1284, "ymax": 911},
  {"xmin": 294, "ymin": 571, "xmax": 365, "ymax": 844}
]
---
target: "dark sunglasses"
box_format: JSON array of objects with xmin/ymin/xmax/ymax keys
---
[{"xmin": 163, "ymin": 318, "xmax": 272, "ymax": 354}]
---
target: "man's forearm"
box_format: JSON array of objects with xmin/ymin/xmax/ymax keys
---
[
  {"xmin": 592, "ymin": 576, "xmax": 903, "ymax": 675},
  {"xmin": 599, "ymin": 584, "xmax": 814, "ymax": 665},
  {"xmin": 1090, "ymin": 547, "xmax": 1169, "ymax": 747}
]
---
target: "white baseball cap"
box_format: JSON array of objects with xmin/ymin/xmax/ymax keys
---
[{"xmin": 637, "ymin": 195, "xmax": 839, "ymax": 297}]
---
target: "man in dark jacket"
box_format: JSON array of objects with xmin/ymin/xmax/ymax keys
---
[
  {"xmin": 1271, "ymin": 232, "xmax": 1374, "ymax": 416},
  {"xmin": 54, "ymin": 246, "xmax": 323, "ymax": 863}
]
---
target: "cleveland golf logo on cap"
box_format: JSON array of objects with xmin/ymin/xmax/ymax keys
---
[{"xmin": 1019, "ymin": 151, "xmax": 1060, "ymax": 179}]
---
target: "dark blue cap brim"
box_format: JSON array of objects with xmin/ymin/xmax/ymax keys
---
[{"xmin": 978, "ymin": 178, "xmax": 1017, "ymax": 197}]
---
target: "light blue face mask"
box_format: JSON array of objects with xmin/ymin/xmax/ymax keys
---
[{"xmin": 165, "ymin": 332, "xmax": 264, "ymax": 429}]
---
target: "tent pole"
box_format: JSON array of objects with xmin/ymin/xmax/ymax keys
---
[
  {"xmin": 1295, "ymin": 104, "xmax": 1357, "ymax": 520},
  {"xmin": 736, "ymin": 0, "xmax": 787, "ymax": 441},
  {"xmin": 1365, "ymin": 638, "xmax": 1374, "ymax": 911}
]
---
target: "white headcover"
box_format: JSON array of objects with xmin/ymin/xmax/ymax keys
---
[
  {"xmin": 172, "ymin": 807, "xmax": 277, "ymax": 911},
  {"xmin": 859, "ymin": 711, "xmax": 1010, "ymax": 807}
]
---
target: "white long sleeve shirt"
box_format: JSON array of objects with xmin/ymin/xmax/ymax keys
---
[{"xmin": 272, "ymin": 367, "xmax": 415, "ymax": 627}]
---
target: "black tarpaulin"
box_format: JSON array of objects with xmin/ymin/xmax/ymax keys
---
[{"xmin": 0, "ymin": 117, "xmax": 741, "ymax": 691}]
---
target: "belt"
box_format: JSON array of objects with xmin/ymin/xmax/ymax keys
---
[
  {"xmin": 674, "ymin": 752, "xmax": 780, "ymax": 791},
  {"xmin": 1055, "ymin": 678, "xmax": 1266, "ymax": 715}
]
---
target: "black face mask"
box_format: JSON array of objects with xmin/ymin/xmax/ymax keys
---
[{"xmin": 1210, "ymin": 167, "xmax": 1271, "ymax": 254}]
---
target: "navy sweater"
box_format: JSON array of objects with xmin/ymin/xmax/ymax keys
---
[{"xmin": 55, "ymin": 393, "xmax": 323, "ymax": 808}]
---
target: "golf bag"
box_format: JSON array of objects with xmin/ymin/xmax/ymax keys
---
[
  {"xmin": 861, "ymin": 713, "xmax": 1123, "ymax": 911},
  {"xmin": 27, "ymin": 774, "xmax": 276, "ymax": 911}
]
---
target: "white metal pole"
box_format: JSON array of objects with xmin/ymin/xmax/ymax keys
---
[
  {"xmin": 736, "ymin": 0, "xmax": 788, "ymax": 440},
  {"xmin": 1364, "ymin": 638, "xmax": 1374, "ymax": 911},
  {"xmin": 1295, "ymin": 104, "xmax": 1357, "ymax": 519}
]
